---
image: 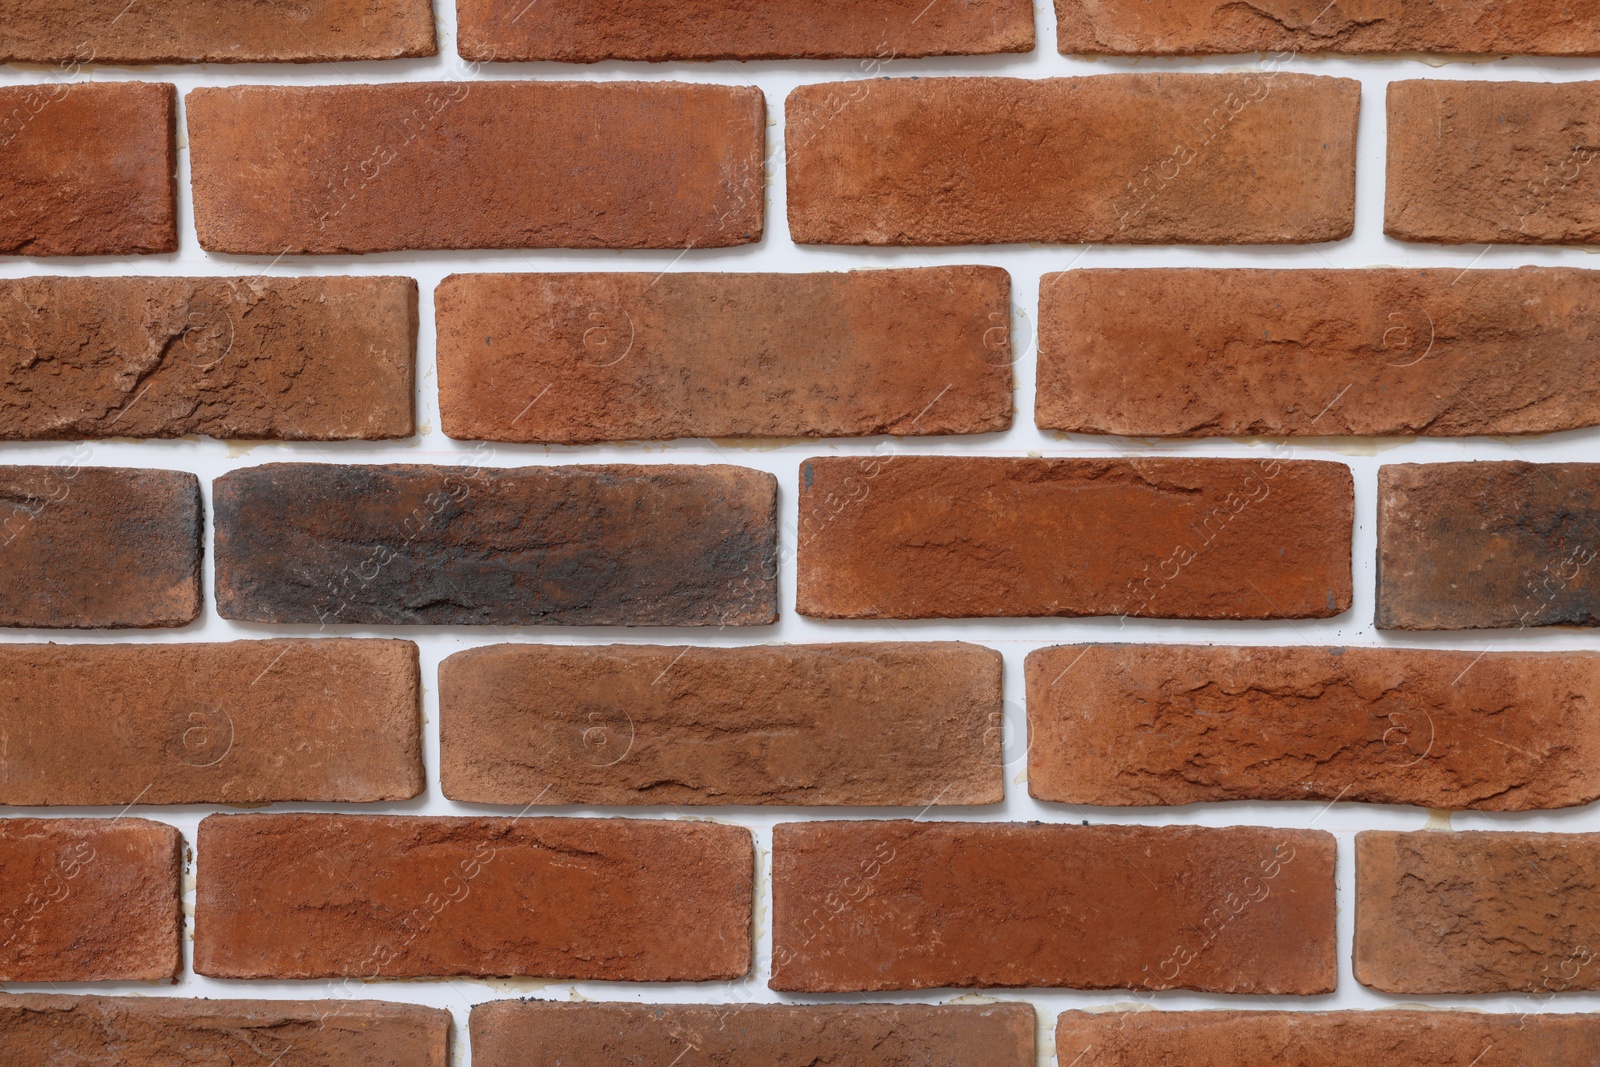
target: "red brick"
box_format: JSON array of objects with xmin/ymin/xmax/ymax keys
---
[
  {"xmin": 0, "ymin": 276, "xmax": 415, "ymax": 441},
  {"xmin": 0, "ymin": 0, "xmax": 435, "ymax": 64},
  {"xmin": 0, "ymin": 818, "xmax": 180, "ymax": 982},
  {"xmin": 771, "ymin": 821, "xmax": 1335, "ymax": 993},
  {"xmin": 787, "ymin": 74, "xmax": 1358, "ymax": 245},
  {"xmin": 1026, "ymin": 644, "xmax": 1600, "ymax": 810},
  {"xmin": 188, "ymin": 82, "xmax": 763, "ymax": 254},
  {"xmin": 436, "ymin": 267, "xmax": 1013, "ymax": 443},
  {"xmin": 0, "ymin": 993, "xmax": 448, "ymax": 1065},
  {"xmin": 458, "ymin": 0, "xmax": 1033, "ymax": 61},
  {"xmin": 471, "ymin": 1001, "xmax": 1034, "ymax": 1066},
  {"xmin": 194, "ymin": 813, "xmax": 752, "ymax": 980},
  {"xmin": 439, "ymin": 642, "xmax": 1003, "ymax": 806},
  {"xmin": 1037, "ymin": 267, "xmax": 1600, "ymax": 437},
  {"xmin": 1356, "ymin": 830, "xmax": 1600, "ymax": 994},
  {"xmin": 1378, "ymin": 462, "xmax": 1600, "ymax": 630},
  {"xmin": 1388, "ymin": 79, "xmax": 1600, "ymax": 245},
  {"xmin": 214, "ymin": 463, "xmax": 776, "ymax": 626},
  {"xmin": 0, "ymin": 639, "xmax": 422, "ymax": 806},
  {"xmin": 0, "ymin": 465, "xmax": 201, "ymax": 629},
  {"xmin": 0, "ymin": 81, "xmax": 175, "ymax": 256},
  {"xmin": 797, "ymin": 456, "xmax": 1352, "ymax": 620}
]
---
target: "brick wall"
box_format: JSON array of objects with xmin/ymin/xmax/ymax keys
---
[{"xmin": 3, "ymin": 2, "xmax": 1600, "ymax": 1064}]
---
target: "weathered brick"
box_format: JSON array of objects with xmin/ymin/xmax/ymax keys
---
[
  {"xmin": 472, "ymin": 1001, "xmax": 1034, "ymax": 1066},
  {"xmin": 188, "ymin": 82, "xmax": 763, "ymax": 254},
  {"xmin": 0, "ymin": 993, "xmax": 449, "ymax": 1065},
  {"xmin": 787, "ymin": 74, "xmax": 1358, "ymax": 245},
  {"xmin": 771, "ymin": 821, "xmax": 1335, "ymax": 993},
  {"xmin": 214, "ymin": 463, "xmax": 776, "ymax": 626},
  {"xmin": 0, "ymin": 465, "xmax": 201, "ymax": 629},
  {"xmin": 436, "ymin": 267, "xmax": 1013, "ymax": 443},
  {"xmin": 194, "ymin": 813, "xmax": 752, "ymax": 980},
  {"xmin": 457, "ymin": 0, "xmax": 1033, "ymax": 61},
  {"xmin": 0, "ymin": 81, "xmax": 175, "ymax": 256},
  {"xmin": 0, "ymin": 818, "xmax": 180, "ymax": 982},
  {"xmin": 1027, "ymin": 644, "xmax": 1600, "ymax": 810},
  {"xmin": 1388, "ymin": 79, "xmax": 1600, "ymax": 244},
  {"xmin": 0, "ymin": 639, "xmax": 422, "ymax": 806},
  {"xmin": 1056, "ymin": 1, "xmax": 1600, "ymax": 56},
  {"xmin": 1356, "ymin": 830, "xmax": 1600, "ymax": 994},
  {"xmin": 1378, "ymin": 462, "xmax": 1600, "ymax": 630},
  {"xmin": 0, "ymin": 276, "xmax": 415, "ymax": 441},
  {"xmin": 797, "ymin": 456, "xmax": 1352, "ymax": 620},
  {"xmin": 1037, "ymin": 268, "xmax": 1600, "ymax": 437},
  {"xmin": 0, "ymin": 0, "xmax": 436, "ymax": 64},
  {"xmin": 439, "ymin": 642, "xmax": 1003, "ymax": 806}
]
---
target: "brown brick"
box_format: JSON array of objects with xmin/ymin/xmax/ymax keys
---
[
  {"xmin": 0, "ymin": 639, "xmax": 421, "ymax": 806},
  {"xmin": 1356, "ymin": 830, "xmax": 1600, "ymax": 994},
  {"xmin": 0, "ymin": 0, "xmax": 435, "ymax": 64},
  {"xmin": 1037, "ymin": 267, "xmax": 1600, "ymax": 437},
  {"xmin": 471, "ymin": 1001, "xmax": 1034, "ymax": 1067},
  {"xmin": 771, "ymin": 821, "xmax": 1335, "ymax": 993},
  {"xmin": 0, "ymin": 993, "xmax": 449, "ymax": 1065},
  {"xmin": 1055, "ymin": 1010, "xmax": 1600, "ymax": 1066},
  {"xmin": 1056, "ymin": 1, "xmax": 1600, "ymax": 56},
  {"xmin": 1378, "ymin": 462, "xmax": 1600, "ymax": 630},
  {"xmin": 1387, "ymin": 79, "xmax": 1600, "ymax": 245},
  {"xmin": 214, "ymin": 463, "xmax": 776, "ymax": 626},
  {"xmin": 1027, "ymin": 644, "xmax": 1600, "ymax": 810},
  {"xmin": 188, "ymin": 82, "xmax": 763, "ymax": 254},
  {"xmin": 439, "ymin": 642, "xmax": 1003, "ymax": 806},
  {"xmin": 194, "ymin": 813, "xmax": 752, "ymax": 981},
  {"xmin": 0, "ymin": 818, "xmax": 180, "ymax": 982},
  {"xmin": 458, "ymin": 0, "xmax": 1033, "ymax": 61},
  {"xmin": 797, "ymin": 456, "xmax": 1352, "ymax": 620},
  {"xmin": 787, "ymin": 74, "xmax": 1358, "ymax": 246},
  {"xmin": 0, "ymin": 465, "xmax": 201, "ymax": 629},
  {"xmin": 0, "ymin": 81, "xmax": 175, "ymax": 256},
  {"xmin": 0, "ymin": 276, "xmax": 415, "ymax": 441},
  {"xmin": 436, "ymin": 267, "xmax": 1013, "ymax": 444}
]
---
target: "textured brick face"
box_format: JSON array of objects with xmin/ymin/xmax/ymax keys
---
[
  {"xmin": 436, "ymin": 267, "xmax": 1013, "ymax": 443},
  {"xmin": 187, "ymin": 82, "xmax": 764, "ymax": 254},
  {"xmin": 787, "ymin": 74, "xmax": 1359, "ymax": 245},
  {"xmin": 1037, "ymin": 268, "xmax": 1600, "ymax": 437},
  {"xmin": 771, "ymin": 821, "xmax": 1336, "ymax": 993},
  {"xmin": 439, "ymin": 642, "xmax": 1004, "ymax": 806},
  {"xmin": 194, "ymin": 813, "xmax": 752, "ymax": 981}
]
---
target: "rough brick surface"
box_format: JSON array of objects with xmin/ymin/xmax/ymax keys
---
[
  {"xmin": 1027, "ymin": 644, "xmax": 1600, "ymax": 810},
  {"xmin": 1388, "ymin": 80, "xmax": 1600, "ymax": 245},
  {"xmin": 0, "ymin": 81, "xmax": 175, "ymax": 256},
  {"xmin": 1378, "ymin": 462, "xmax": 1600, "ymax": 630},
  {"xmin": 436, "ymin": 267, "xmax": 1013, "ymax": 444},
  {"xmin": 0, "ymin": 994, "xmax": 449, "ymax": 1066},
  {"xmin": 0, "ymin": 0, "xmax": 436, "ymax": 64},
  {"xmin": 1037, "ymin": 268, "xmax": 1600, "ymax": 437},
  {"xmin": 214, "ymin": 463, "xmax": 776, "ymax": 626},
  {"xmin": 0, "ymin": 276, "xmax": 415, "ymax": 441},
  {"xmin": 787, "ymin": 74, "xmax": 1358, "ymax": 245},
  {"xmin": 0, "ymin": 639, "xmax": 422, "ymax": 806},
  {"xmin": 188, "ymin": 82, "xmax": 763, "ymax": 254},
  {"xmin": 1356, "ymin": 830, "xmax": 1600, "ymax": 994},
  {"xmin": 194, "ymin": 813, "xmax": 752, "ymax": 981},
  {"xmin": 771, "ymin": 821, "xmax": 1335, "ymax": 993},
  {"xmin": 472, "ymin": 1001, "xmax": 1035, "ymax": 1066},
  {"xmin": 797, "ymin": 456, "xmax": 1352, "ymax": 620},
  {"xmin": 0, "ymin": 818, "xmax": 181, "ymax": 982},
  {"xmin": 1055, "ymin": 1, "xmax": 1600, "ymax": 56},
  {"xmin": 0, "ymin": 465, "xmax": 201, "ymax": 629},
  {"xmin": 1055, "ymin": 1010, "xmax": 1600, "ymax": 1066},
  {"xmin": 439, "ymin": 642, "xmax": 1004, "ymax": 806}
]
